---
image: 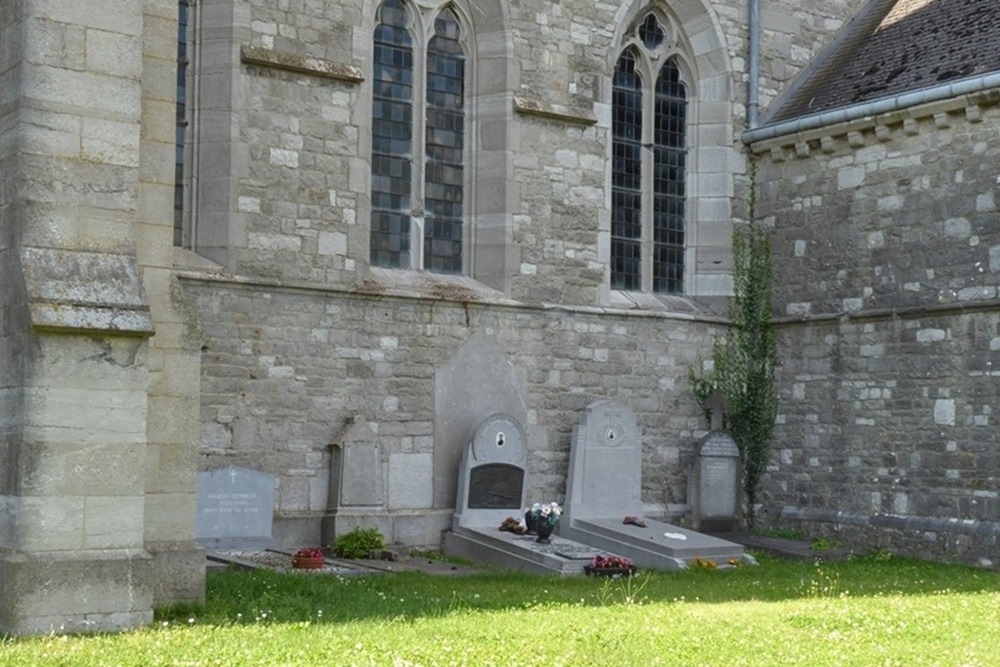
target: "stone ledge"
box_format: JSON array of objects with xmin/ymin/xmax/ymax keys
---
[
  {"xmin": 774, "ymin": 297, "xmax": 1000, "ymax": 328},
  {"xmin": 513, "ymin": 96, "xmax": 597, "ymax": 126},
  {"xmin": 240, "ymin": 45, "xmax": 364, "ymax": 83},
  {"xmin": 20, "ymin": 248, "xmax": 153, "ymax": 336},
  {"xmin": 175, "ymin": 267, "xmax": 730, "ymax": 325},
  {"xmin": 780, "ymin": 506, "xmax": 1000, "ymax": 536}
]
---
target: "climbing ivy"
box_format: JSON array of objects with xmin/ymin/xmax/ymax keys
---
[{"xmin": 690, "ymin": 161, "xmax": 778, "ymax": 528}]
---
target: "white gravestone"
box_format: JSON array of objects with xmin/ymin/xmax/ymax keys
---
[{"xmin": 196, "ymin": 466, "xmax": 275, "ymax": 549}]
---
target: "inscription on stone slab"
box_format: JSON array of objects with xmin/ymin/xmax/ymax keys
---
[
  {"xmin": 692, "ymin": 431, "xmax": 742, "ymax": 530},
  {"xmin": 341, "ymin": 442, "xmax": 383, "ymax": 506},
  {"xmin": 197, "ymin": 467, "xmax": 274, "ymax": 547},
  {"xmin": 468, "ymin": 463, "xmax": 523, "ymax": 509},
  {"xmin": 700, "ymin": 458, "xmax": 739, "ymax": 517}
]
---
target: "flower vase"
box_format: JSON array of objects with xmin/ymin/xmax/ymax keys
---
[
  {"xmin": 524, "ymin": 511, "xmax": 539, "ymax": 535},
  {"xmin": 534, "ymin": 521, "xmax": 555, "ymax": 544},
  {"xmin": 292, "ymin": 555, "xmax": 326, "ymax": 570}
]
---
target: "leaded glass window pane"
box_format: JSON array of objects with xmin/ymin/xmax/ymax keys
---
[
  {"xmin": 652, "ymin": 59, "xmax": 686, "ymax": 294},
  {"xmin": 611, "ymin": 49, "xmax": 643, "ymax": 291},
  {"xmin": 371, "ymin": 0, "xmax": 414, "ymax": 268},
  {"xmin": 638, "ymin": 14, "xmax": 664, "ymax": 50},
  {"xmin": 424, "ymin": 8, "xmax": 464, "ymax": 274},
  {"xmin": 173, "ymin": 0, "xmax": 190, "ymax": 247}
]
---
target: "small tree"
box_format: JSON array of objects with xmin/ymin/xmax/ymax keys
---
[{"xmin": 690, "ymin": 162, "xmax": 778, "ymax": 528}]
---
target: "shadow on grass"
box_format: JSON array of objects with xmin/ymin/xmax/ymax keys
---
[{"xmin": 156, "ymin": 550, "xmax": 1000, "ymax": 628}]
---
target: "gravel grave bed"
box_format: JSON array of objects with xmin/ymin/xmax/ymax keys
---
[{"xmin": 208, "ymin": 550, "xmax": 371, "ymax": 575}]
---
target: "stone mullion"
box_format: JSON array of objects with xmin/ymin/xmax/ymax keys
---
[
  {"xmin": 640, "ymin": 55, "xmax": 656, "ymax": 293},
  {"xmin": 410, "ymin": 21, "xmax": 429, "ymax": 271}
]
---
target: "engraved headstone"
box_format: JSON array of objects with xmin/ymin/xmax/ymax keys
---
[
  {"xmin": 691, "ymin": 431, "xmax": 743, "ymax": 532},
  {"xmin": 196, "ymin": 466, "xmax": 275, "ymax": 549},
  {"xmin": 564, "ymin": 399, "xmax": 642, "ymax": 520},
  {"xmin": 452, "ymin": 413, "xmax": 526, "ymax": 530},
  {"xmin": 561, "ymin": 399, "xmax": 752, "ymax": 570},
  {"xmin": 445, "ymin": 411, "xmax": 632, "ymax": 575}
]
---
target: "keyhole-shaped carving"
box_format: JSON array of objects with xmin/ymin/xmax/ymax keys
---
[
  {"xmin": 496, "ymin": 431, "xmax": 505, "ymax": 446},
  {"xmin": 607, "ymin": 429, "xmax": 616, "ymax": 442}
]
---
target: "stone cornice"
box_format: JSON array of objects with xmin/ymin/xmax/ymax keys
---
[
  {"xmin": 749, "ymin": 88, "xmax": 1000, "ymax": 159},
  {"xmin": 513, "ymin": 96, "xmax": 597, "ymax": 126},
  {"xmin": 240, "ymin": 45, "xmax": 364, "ymax": 83}
]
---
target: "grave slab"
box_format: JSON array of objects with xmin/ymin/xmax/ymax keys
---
[
  {"xmin": 196, "ymin": 467, "xmax": 275, "ymax": 549},
  {"xmin": 443, "ymin": 414, "xmax": 614, "ymax": 575},
  {"xmin": 561, "ymin": 399, "xmax": 754, "ymax": 570}
]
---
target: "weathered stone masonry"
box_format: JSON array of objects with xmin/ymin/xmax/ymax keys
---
[
  {"xmin": 185, "ymin": 274, "xmax": 726, "ymax": 546},
  {"xmin": 755, "ymin": 94, "xmax": 1000, "ymax": 565},
  {"xmin": 6, "ymin": 0, "xmax": 998, "ymax": 637}
]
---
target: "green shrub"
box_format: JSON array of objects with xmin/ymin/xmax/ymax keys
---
[{"xmin": 332, "ymin": 527, "xmax": 386, "ymax": 558}]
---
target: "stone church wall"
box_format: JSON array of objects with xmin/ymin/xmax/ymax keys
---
[
  {"xmin": 755, "ymin": 95, "xmax": 1000, "ymax": 566},
  {"xmin": 179, "ymin": 0, "xmax": 879, "ymax": 550},
  {"xmin": 185, "ymin": 276, "xmax": 724, "ymax": 547}
]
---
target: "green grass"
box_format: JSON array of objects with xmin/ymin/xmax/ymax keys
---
[{"xmin": 3, "ymin": 552, "xmax": 999, "ymax": 666}]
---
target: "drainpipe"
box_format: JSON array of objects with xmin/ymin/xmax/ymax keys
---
[
  {"xmin": 747, "ymin": 0, "xmax": 761, "ymax": 129},
  {"xmin": 741, "ymin": 73, "xmax": 1000, "ymax": 145}
]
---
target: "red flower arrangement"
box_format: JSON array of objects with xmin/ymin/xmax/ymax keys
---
[
  {"xmin": 294, "ymin": 547, "xmax": 325, "ymax": 559},
  {"xmin": 589, "ymin": 554, "xmax": 633, "ymax": 569}
]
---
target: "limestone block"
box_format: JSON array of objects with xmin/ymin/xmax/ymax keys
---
[
  {"xmin": 24, "ymin": 20, "xmax": 86, "ymax": 69},
  {"xmin": 388, "ymin": 452, "xmax": 432, "ymax": 510},
  {"xmin": 144, "ymin": 543, "xmax": 205, "ymax": 606},
  {"xmin": 22, "ymin": 64, "xmax": 141, "ymax": 120},
  {"xmin": 32, "ymin": 1, "xmax": 142, "ymax": 35},
  {"xmin": 17, "ymin": 438, "xmax": 146, "ymax": 497},
  {"xmin": 82, "ymin": 117, "xmax": 140, "ymax": 167},
  {"xmin": 84, "ymin": 496, "xmax": 144, "ymax": 549},
  {"xmin": 20, "ymin": 109, "xmax": 81, "ymax": 159},
  {"xmin": 85, "ymin": 29, "xmax": 141, "ymax": 78},
  {"xmin": 837, "ymin": 166, "xmax": 865, "ymax": 189},
  {"xmin": 11, "ymin": 496, "xmax": 85, "ymax": 551},
  {"xmin": 933, "ymin": 400, "xmax": 955, "ymax": 425},
  {"xmin": 0, "ymin": 549, "xmax": 152, "ymax": 636}
]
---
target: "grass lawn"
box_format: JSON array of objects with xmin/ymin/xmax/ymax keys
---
[{"xmin": 2, "ymin": 552, "xmax": 998, "ymax": 666}]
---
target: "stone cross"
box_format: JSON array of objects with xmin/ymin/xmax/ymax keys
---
[{"xmin": 708, "ymin": 391, "xmax": 725, "ymax": 431}]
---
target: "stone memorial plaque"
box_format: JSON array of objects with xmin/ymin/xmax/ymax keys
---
[
  {"xmin": 197, "ymin": 466, "xmax": 275, "ymax": 548},
  {"xmin": 468, "ymin": 464, "xmax": 523, "ymax": 509},
  {"xmin": 691, "ymin": 431, "xmax": 742, "ymax": 532},
  {"xmin": 341, "ymin": 442, "xmax": 383, "ymax": 506}
]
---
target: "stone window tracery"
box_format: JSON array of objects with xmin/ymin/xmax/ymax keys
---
[
  {"xmin": 611, "ymin": 12, "xmax": 688, "ymax": 294},
  {"xmin": 370, "ymin": 0, "xmax": 467, "ymax": 274}
]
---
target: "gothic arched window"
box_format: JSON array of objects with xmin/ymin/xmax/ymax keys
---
[
  {"xmin": 611, "ymin": 13, "xmax": 688, "ymax": 294},
  {"xmin": 370, "ymin": 0, "xmax": 466, "ymax": 274}
]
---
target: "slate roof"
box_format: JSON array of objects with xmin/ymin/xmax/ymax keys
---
[{"xmin": 767, "ymin": 0, "xmax": 1000, "ymax": 124}]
